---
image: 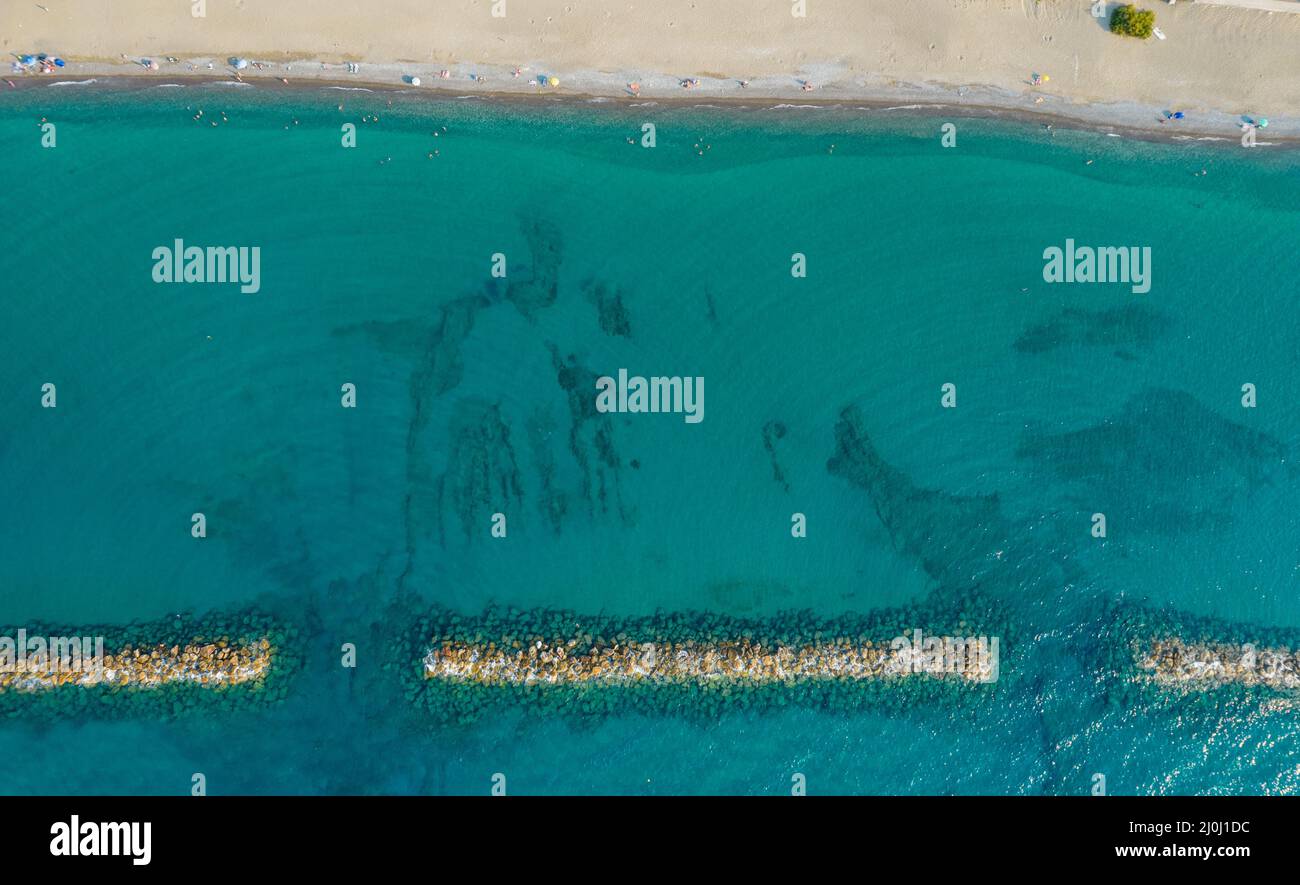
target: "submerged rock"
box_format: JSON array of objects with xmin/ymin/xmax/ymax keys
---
[
  {"xmin": 436, "ymin": 400, "xmax": 525, "ymax": 545},
  {"xmin": 1014, "ymin": 305, "xmax": 1169, "ymax": 356},
  {"xmin": 506, "ymin": 218, "xmax": 563, "ymax": 319},
  {"xmin": 1017, "ymin": 388, "xmax": 1293, "ymax": 535},
  {"xmin": 582, "ymin": 278, "xmax": 633, "ymax": 338}
]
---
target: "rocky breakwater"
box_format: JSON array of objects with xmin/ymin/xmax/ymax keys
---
[
  {"xmin": 406, "ymin": 605, "xmax": 1008, "ymax": 723},
  {"xmin": 0, "ymin": 610, "xmax": 300, "ymax": 720},
  {"xmin": 1106, "ymin": 601, "xmax": 1300, "ymax": 710},
  {"xmin": 1135, "ymin": 638, "xmax": 1300, "ymax": 691}
]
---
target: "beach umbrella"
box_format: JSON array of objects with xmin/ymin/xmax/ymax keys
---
[
  {"xmin": 21, "ymin": 55, "xmax": 35, "ymax": 65},
  {"xmin": 54, "ymin": 58, "xmax": 65, "ymax": 67},
  {"xmin": 548, "ymin": 76, "xmax": 559, "ymax": 87}
]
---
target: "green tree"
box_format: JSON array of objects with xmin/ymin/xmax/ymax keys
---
[{"xmin": 1110, "ymin": 5, "xmax": 1156, "ymax": 39}]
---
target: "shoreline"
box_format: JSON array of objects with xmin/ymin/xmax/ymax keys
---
[
  {"xmin": 5, "ymin": 0, "xmax": 1295, "ymax": 146},
  {"xmin": 5, "ymin": 63, "xmax": 1294, "ymax": 150}
]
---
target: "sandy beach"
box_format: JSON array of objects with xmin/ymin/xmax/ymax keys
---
[{"xmin": 2, "ymin": 0, "xmax": 1297, "ymax": 140}]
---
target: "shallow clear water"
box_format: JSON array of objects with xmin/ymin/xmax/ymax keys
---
[{"xmin": 0, "ymin": 85, "xmax": 1297, "ymax": 794}]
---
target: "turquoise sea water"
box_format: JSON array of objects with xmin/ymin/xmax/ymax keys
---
[{"xmin": 0, "ymin": 85, "xmax": 1297, "ymax": 794}]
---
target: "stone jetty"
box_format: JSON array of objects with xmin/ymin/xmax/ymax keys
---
[
  {"xmin": 0, "ymin": 610, "xmax": 299, "ymax": 720},
  {"xmin": 1108, "ymin": 601, "xmax": 1300, "ymax": 705},
  {"xmin": 424, "ymin": 635, "xmax": 996, "ymax": 686},
  {"xmin": 0, "ymin": 637, "xmax": 273, "ymax": 691},
  {"xmin": 408, "ymin": 605, "xmax": 1008, "ymax": 723},
  {"xmin": 1135, "ymin": 638, "xmax": 1300, "ymax": 690}
]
